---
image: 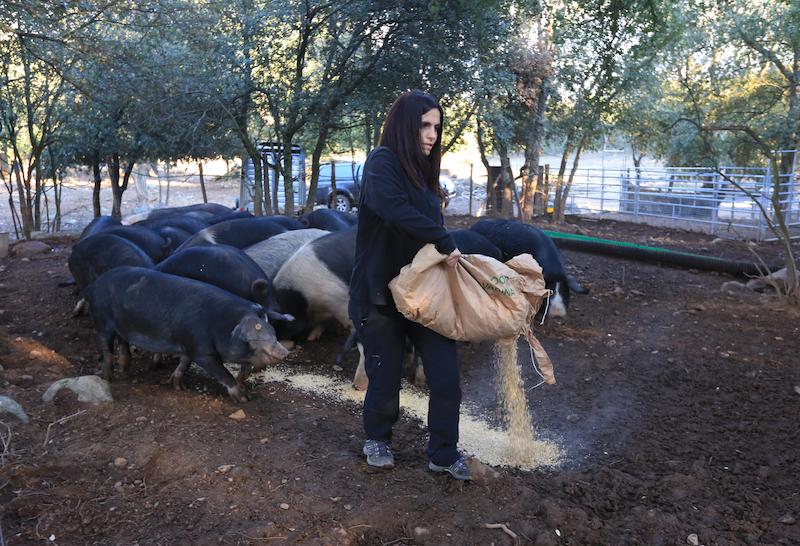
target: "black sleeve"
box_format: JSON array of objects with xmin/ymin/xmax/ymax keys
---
[{"xmin": 363, "ymin": 151, "xmax": 456, "ymax": 254}]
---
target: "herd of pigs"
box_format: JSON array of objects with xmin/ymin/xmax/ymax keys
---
[{"xmin": 65, "ymin": 203, "xmax": 588, "ymax": 402}]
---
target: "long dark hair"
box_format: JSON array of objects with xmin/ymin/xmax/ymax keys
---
[{"xmin": 379, "ymin": 90, "xmax": 443, "ymax": 195}]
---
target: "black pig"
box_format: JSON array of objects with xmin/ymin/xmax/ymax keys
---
[
  {"xmin": 180, "ymin": 217, "xmax": 289, "ymax": 249},
  {"xmin": 86, "ymin": 267, "xmax": 289, "ymax": 401},
  {"xmin": 155, "ymin": 244, "xmax": 292, "ymax": 323},
  {"xmin": 300, "ymin": 208, "xmax": 357, "ymax": 232},
  {"xmin": 470, "ymin": 219, "xmax": 588, "ymax": 318}
]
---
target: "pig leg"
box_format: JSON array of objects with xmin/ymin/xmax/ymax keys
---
[
  {"xmin": 72, "ymin": 297, "xmax": 87, "ymax": 317},
  {"xmin": 97, "ymin": 331, "xmax": 115, "ymax": 382},
  {"xmin": 307, "ymin": 324, "xmax": 325, "ymax": 341},
  {"xmin": 152, "ymin": 353, "xmax": 180, "ymax": 371},
  {"xmin": 118, "ymin": 339, "xmax": 132, "ymax": 379},
  {"xmin": 336, "ymin": 329, "xmax": 358, "ymax": 367},
  {"xmin": 194, "ymin": 355, "xmax": 249, "ymax": 403},
  {"xmin": 151, "ymin": 353, "xmax": 165, "ymax": 370},
  {"xmin": 403, "ymin": 340, "xmax": 426, "ymax": 388},
  {"xmin": 412, "ymin": 351, "xmax": 427, "ymax": 388},
  {"xmin": 352, "ymin": 341, "xmax": 368, "ymax": 391},
  {"xmin": 237, "ymin": 362, "xmax": 253, "ymax": 388},
  {"xmin": 170, "ymin": 355, "xmax": 191, "ymax": 391}
]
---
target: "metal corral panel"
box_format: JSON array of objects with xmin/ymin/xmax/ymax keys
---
[{"xmin": 241, "ymin": 142, "xmax": 306, "ymax": 213}]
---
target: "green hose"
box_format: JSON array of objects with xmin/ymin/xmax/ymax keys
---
[{"xmin": 542, "ymin": 230, "xmax": 780, "ymax": 277}]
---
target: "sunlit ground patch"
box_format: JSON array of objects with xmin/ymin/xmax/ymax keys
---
[{"xmin": 253, "ymin": 366, "xmax": 563, "ymax": 470}]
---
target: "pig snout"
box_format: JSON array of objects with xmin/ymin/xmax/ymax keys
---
[
  {"xmin": 251, "ymin": 340, "xmax": 290, "ymax": 369},
  {"xmin": 265, "ymin": 340, "xmax": 289, "ymax": 360}
]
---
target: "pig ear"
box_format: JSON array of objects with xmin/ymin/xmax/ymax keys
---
[
  {"xmin": 250, "ymin": 279, "xmax": 272, "ymax": 303},
  {"xmin": 567, "ymin": 274, "xmax": 589, "ymax": 294},
  {"xmin": 266, "ymin": 309, "xmax": 294, "ymax": 323},
  {"xmin": 232, "ymin": 315, "xmax": 260, "ymax": 340}
]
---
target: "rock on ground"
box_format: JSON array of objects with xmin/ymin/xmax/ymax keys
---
[
  {"xmin": 42, "ymin": 375, "xmax": 113, "ymax": 403},
  {"xmin": 721, "ymin": 281, "xmax": 749, "ymax": 294},
  {"xmin": 746, "ymin": 267, "xmax": 788, "ymax": 292},
  {"xmin": 0, "ymin": 395, "xmax": 29, "ymax": 423},
  {"xmin": 12, "ymin": 241, "xmax": 51, "ymax": 258}
]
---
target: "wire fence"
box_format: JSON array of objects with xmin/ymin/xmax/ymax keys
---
[{"xmin": 549, "ymin": 165, "xmax": 799, "ymax": 241}]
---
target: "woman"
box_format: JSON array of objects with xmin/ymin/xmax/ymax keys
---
[{"xmin": 348, "ymin": 90, "xmax": 470, "ymax": 481}]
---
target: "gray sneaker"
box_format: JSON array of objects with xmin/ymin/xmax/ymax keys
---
[
  {"xmin": 428, "ymin": 455, "xmax": 472, "ymax": 481},
  {"xmin": 362, "ymin": 440, "xmax": 394, "ymax": 469}
]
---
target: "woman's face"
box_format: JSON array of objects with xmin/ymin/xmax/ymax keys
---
[{"xmin": 419, "ymin": 108, "xmax": 441, "ymax": 156}]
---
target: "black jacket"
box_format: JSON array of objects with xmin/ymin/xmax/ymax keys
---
[{"xmin": 349, "ymin": 146, "xmax": 456, "ymax": 306}]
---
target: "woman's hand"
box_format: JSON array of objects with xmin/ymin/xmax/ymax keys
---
[{"xmin": 445, "ymin": 248, "xmax": 462, "ymax": 267}]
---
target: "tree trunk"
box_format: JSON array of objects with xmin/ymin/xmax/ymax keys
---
[
  {"xmin": 306, "ymin": 122, "xmax": 331, "ymax": 213},
  {"xmin": 122, "ymin": 161, "xmax": 135, "ymax": 195},
  {"xmin": 632, "ymin": 144, "xmax": 644, "ymax": 186},
  {"xmin": 199, "ymin": 162, "xmax": 207, "ymax": 203},
  {"xmin": 109, "ymin": 154, "xmax": 122, "ymax": 220},
  {"xmin": 14, "ymin": 161, "xmax": 33, "ymax": 239},
  {"xmin": 779, "ymin": 72, "xmax": 799, "ymax": 176},
  {"xmin": 1, "ymin": 167, "xmax": 22, "ymax": 238},
  {"xmin": 42, "ymin": 172, "xmax": 50, "ymax": 232},
  {"xmin": 533, "ymin": 165, "xmax": 548, "ymax": 215},
  {"xmin": 777, "ymin": 72, "xmax": 799, "ymax": 215},
  {"xmin": 330, "ymin": 158, "xmax": 338, "ymax": 210},
  {"xmin": 282, "ymin": 139, "xmax": 295, "ymax": 216},
  {"xmin": 497, "ymin": 140, "xmax": 514, "ymax": 218},
  {"xmin": 766, "ymin": 157, "xmax": 799, "ymax": 299},
  {"xmin": 264, "ymin": 154, "xmax": 274, "ymax": 216},
  {"xmin": 442, "ymin": 110, "xmax": 475, "ymax": 155},
  {"xmin": 267, "ymin": 149, "xmax": 278, "ymax": 215},
  {"xmin": 522, "ymin": 79, "xmax": 549, "ymax": 221},
  {"xmin": 252, "ymin": 152, "xmax": 264, "ymax": 216},
  {"xmin": 241, "ymin": 140, "xmax": 264, "ymax": 216},
  {"xmin": 157, "ymin": 165, "xmax": 163, "ymax": 204},
  {"xmin": 237, "ymin": 0, "xmax": 261, "ymax": 216},
  {"xmin": 91, "ymin": 152, "xmax": 102, "ymax": 217},
  {"xmin": 6, "ymin": 187, "xmax": 21, "ymax": 239},
  {"xmin": 53, "ymin": 169, "xmax": 62, "ymax": 232},
  {"xmin": 109, "ymin": 154, "xmax": 135, "ymax": 220},
  {"xmin": 165, "ymin": 163, "xmax": 171, "ymax": 206},
  {"xmin": 556, "ymin": 134, "xmax": 587, "ymax": 222},
  {"xmin": 553, "ymin": 131, "xmax": 575, "ymax": 220},
  {"xmin": 48, "ymin": 147, "xmax": 62, "ymax": 232},
  {"xmin": 248, "ymin": 152, "xmax": 268, "ymax": 216},
  {"xmin": 372, "ymin": 118, "xmax": 381, "ymax": 148},
  {"xmin": 266, "ymin": 149, "xmax": 278, "ymax": 214},
  {"xmin": 475, "ymin": 116, "xmax": 494, "ymax": 215},
  {"xmin": 33, "ymin": 169, "xmax": 42, "ymax": 231},
  {"xmin": 364, "ymin": 114, "xmax": 373, "ymax": 155}
]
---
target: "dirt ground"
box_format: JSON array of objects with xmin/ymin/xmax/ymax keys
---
[{"xmin": 1, "ymin": 210, "xmax": 799, "ymax": 545}]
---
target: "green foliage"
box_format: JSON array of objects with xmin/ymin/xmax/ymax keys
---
[
  {"xmin": 546, "ymin": 0, "xmax": 677, "ymax": 154},
  {"xmin": 611, "ymin": 0, "xmax": 799, "ymax": 169}
]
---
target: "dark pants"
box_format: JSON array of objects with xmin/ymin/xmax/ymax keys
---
[{"xmin": 349, "ymin": 300, "xmax": 462, "ymax": 467}]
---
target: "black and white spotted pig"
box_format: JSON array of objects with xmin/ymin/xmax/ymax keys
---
[
  {"xmin": 244, "ymin": 228, "xmax": 330, "ymax": 281},
  {"xmin": 272, "ymin": 227, "xmax": 357, "ymax": 341}
]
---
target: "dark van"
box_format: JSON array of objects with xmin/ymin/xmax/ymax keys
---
[{"xmin": 314, "ymin": 162, "xmax": 363, "ymax": 212}]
